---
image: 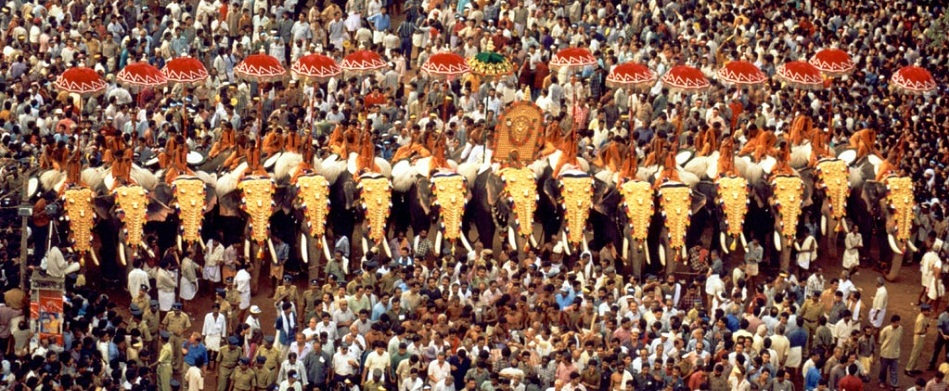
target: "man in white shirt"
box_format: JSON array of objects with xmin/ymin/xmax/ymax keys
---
[
  {"xmin": 869, "ymin": 277, "xmax": 888, "ymax": 329},
  {"xmin": 315, "ymin": 312, "xmax": 338, "ymax": 342},
  {"xmin": 363, "ymin": 342, "xmax": 391, "ymax": 382},
  {"xmin": 201, "ymin": 303, "xmax": 227, "ymax": 366},
  {"xmin": 127, "ymin": 259, "xmax": 150, "ymax": 297},
  {"xmin": 277, "ymin": 352, "xmax": 308, "ymax": 386},
  {"xmin": 332, "ymin": 345, "xmax": 360, "ymax": 384},
  {"xmin": 286, "ymin": 332, "xmax": 313, "ymax": 362},
  {"xmin": 428, "ymin": 352, "xmax": 451, "ymax": 385},
  {"xmin": 234, "ymin": 264, "xmax": 252, "ymax": 312},
  {"xmin": 400, "ymin": 368, "xmax": 424, "ymax": 391}
]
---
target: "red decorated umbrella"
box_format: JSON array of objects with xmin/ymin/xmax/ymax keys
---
[
  {"xmin": 716, "ymin": 61, "xmax": 767, "ymax": 86},
  {"xmin": 891, "ymin": 66, "xmax": 936, "ymax": 95},
  {"xmin": 235, "ymin": 54, "xmax": 287, "ymax": 82},
  {"xmin": 550, "ymin": 47, "xmax": 597, "ymax": 70},
  {"xmin": 54, "ymin": 67, "xmax": 107, "ymax": 95},
  {"xmin": 421, "ymin": 52, "xmax": 471, "ymax": 80},
  {"xmin": 775, "ymin": 61, "xmax": 823, "ymax": 90},
  {"xmin": 116, "ymin": 62, "xmax": 168, "ymax": 88},
  {"xmin": 606, "ymin": 62, "xmax": 657, "ymax": 90},
  {"xmin": 808, "ymin": 49, "xmax": 854, "ymax": 76},
  {"xmin": 292, "ymin": 53, "xmax": 342, "ymax": 81},
  {"xmin": 660, "ymin": 65, "xmax": 710, "ymax": 92},
  {"xmin": 340, "ymin": 50, "xmax": 388, "ymax": 74},
  {"xmin": 162, "ymin": 57, "xmax": 210, "ymax": 84}
]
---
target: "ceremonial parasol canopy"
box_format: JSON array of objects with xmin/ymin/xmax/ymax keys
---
[
  {"xmin": 292, "ymin": 53, "xmax": 342, "ymax": 81},
  {"xmin": 116, "ymin": 62, "xmax": 168, "ymax": 88},
  {"xmin": 421, "ymin": 52, "xmax": 471, "ymax": 80},
  {"xmin": 890, "ymin": 66, "xmax": 937, "ymax": 95},
  {"xmin": 550, "ymin": 47, "xmax": 597, "ymax": 70},
  {"xmin": 340, "ymin": 50, "xmax": 388, "ymax": 74},
  {"xmin": 716, "ymin": 61, "xmax": 767, "ymax": 86},
  {"xmin": 54, "ymin": 67, "xmax": 107, "ymax": 95},
  {"xmin": 775, "ymin": 61, "xmax": 824, "ymax": 90},
  {"xmin": 235, "ymin": 54, "xmax": 287, "ymax": 82},
  {"xmin": 162, "ymin": 57, "xmax": 210, "ymax": 84},
  {"xmin": 606, "ymin": 62, "xmax": 657, "ymax": 90},
  {"xmin": 808, "ymin": 49, "xmax": 855, "ymax": 76},
  {"xmin": 468, "ymin": 51, "xmax": 514, "ymax": 78},
  {"xmin": 660, "ymin": 65, "xmax": 710, "ymax": 92}
]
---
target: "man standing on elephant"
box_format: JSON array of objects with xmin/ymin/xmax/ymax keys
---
[{"xmin": 744, "ymin": 237, "xmax": 763, "ymax": 292}]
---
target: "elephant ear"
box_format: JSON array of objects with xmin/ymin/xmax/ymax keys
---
[
  {"xmin": 341, "ymin": 174, "xmax": 356, "ymax": 211},
  {"xmin": 690, "ymin": 190, "xmax": 707, "ymax": 215},
  {"xmin": 416, "ymin": 176, "xmax": 433, "ymax": 216},
  {"xmin": 592, "ymin": 178, "xmax": 618, "ymax": 216},
  {"xmin": 542, "ymin": 176, "xmax": 560, "ymax": 210},
  {"xmin": 862, "ymin": 180, "xmax": 889, "ymax": 214},
  {"xmin": 486, "ymin": 172, "xmax": 504, "ymax": 208}
]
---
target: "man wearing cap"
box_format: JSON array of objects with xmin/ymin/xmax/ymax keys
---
[
  {"xmin": 130, "ymin": 305, "xmax": 152, "ymax": 353},
  {"xmin": 798, "ymin": 291, "xmax": 822, "ymax": 349},
  {"xmin": 217, "ymin": 336, "xmax": 243, "ymax": 391},
  {"xmin": 302, "ymin": 279, "xmax": 321, "ymax": 323},
  {"xmin": 232, "ymin": 357, "xmax": 257, "ymax": 391},
  {"xmin": 255, "ymin": 335, "xmax": 283, "ymax": 381},
  {"xmin": 157, "ymin": 331, "xmax": 174, "ymax": 391},
  {"xmin": 225, "ymin": 277, "xmax": 241, "ymax": 322},
  {"xmin": 163, "ymin": 302, "xmax": 192, "ymax": 372},
  {"xmin": 132, "ymin": 284, "xmax": 152, "ymax": 315},
  {"xmin": 274, "ymin": 274, "xmax": 300, "ymax": 314},
  {"xmin": 146, "ymin": 300, "xmax": 162, "ymax": 351},
  {"xmin": 363, "ymin": 368, "xmax": 385, "ymax": 391}
]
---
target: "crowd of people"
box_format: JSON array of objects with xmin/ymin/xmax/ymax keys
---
[{"xmin": 0, "ymin": 0, "xmax": 948, "ymax": 390}]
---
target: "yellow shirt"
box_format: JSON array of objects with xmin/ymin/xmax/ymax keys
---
[{"xmin": 880, "ymin": 324, "xmax": 903, "ymax": 359}]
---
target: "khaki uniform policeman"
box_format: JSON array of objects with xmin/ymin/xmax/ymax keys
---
[
  {"xmin": 132, "ymin": 285, "xmax": 151, "ymax": 314},
  {"xmin": 273, "ymin": 275, "xmax": 300, "ymax": 312},
  {"xmin": 302, "ymin": 279, "xmax": 322, "ymax": 322},
  {"xmin": 145, "ymin": 300, "xmax": 161, "ymax": 351},
  {"xmin": 799, "ymin": 292, "xmax": 823, "ymax": 349},
  {"xmin": 231, "ymin": 357, "xmax": 257, "ymax": 391},
  {"xmin": 215, "ymin": 288, "xmax": 234, "ymax": 332},
  {"xmin": 253, "ymin": 356, "xmax": 275, "ymax": 391},
  {"xmin": 253, "ymin": 335, "xmax": 282, "ymax": 379},
  {"xmin": 157, "ymin": 331, "xmax": 174, "ymax": 391},
  {"xmin": 217, "ymin": 336, "xmax": 243, "ymax": 391},
  {"xmin": 162, "ymin": 302, "xmax": 192, "ymax": 372}
]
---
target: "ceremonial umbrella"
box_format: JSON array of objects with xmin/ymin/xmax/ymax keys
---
[
  {"xmin": 340, "ymin": 50, "xmax": 388, "ymax": 74},
  {"xmin": 467, "ymin": 50, "xmax": 514, "ymax": 79},
  {"xmin": 660, "ymin": 65, "xmax": 710, "ymax": 92},
  {"xmin": 421, "ymin": 52, "xmax": 471, "ymax": 80},
  {"xmin": 716, "ymin": 61, "xmax": 767, "ymax": 86},
  {"xmin": 54, "ymin": 67, "xmax": 107, "ymax": 119},
  {"xmin": 606, "ymin": 62, "xmax": 657, "ymax": 90},
  {"xmin": 775, "ymin": 61, "xmax": 823, "ymax": 90},
  {"xmin": 292, "ymin": 53, "xmax": 342, "ymax": 81},
  {"xmin": 292, "ymin": 53, "xmax": 342, "ymax": 130},
  {"xmin": 162, "ymin": 56, "xmax": 210, "ymax": 84},
  {"xmin": 550, "ymin": 47, "xmax": 597, "ymax": 71},
  {"xmin": 117, "ymin": 62, "xmax": 168, "ymax": 108},
  {"xmin": 235, "ymin": 54, "xmax": 287, "ymax": 132},
  {"xmin": 808, "ymin": 49, "xmax": 855, "ymax": 76},
  {"xmin": 890, "ymin": 66, "xmax": 937, "ymax": 95}
]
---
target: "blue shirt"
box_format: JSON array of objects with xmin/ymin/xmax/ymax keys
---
[
  {"xmin": 182, "ymin": 342, "xmax": 209, "ymax": 367},
  {"xmin": 371, "ymin": 302, "xmax": 389, "ymax": 321},
  {"xmin": 370, "ymin": 14, "xmax": 391, "ymax": 31},
  {"xmin": 788, "ymin": 328, "xmax": 808, "ymax": 348},
  {"xmin": 555, "ymin": 288, "xmax": 576, "ymax": 310},
  {"xmin": 804, "ymin": 365, "xmax": 821, "ymax": 390}
]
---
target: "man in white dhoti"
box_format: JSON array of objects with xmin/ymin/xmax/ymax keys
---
[
  {"xmin": 842, "ymin": 224, "xmax": 862, "ymax": 271},
  {"xmin": 202, "ymin": 302, "xmax": 227, "ymax": 370},
  {"xmin": 869, "ymin": 277, "xmax": 888, "ymax": 329},
  {"xmin": 204, "ymin": 238, "xmax": 225, "ymax": 285},
  {"xmin": 795, "ymin": 231, "xmax": 817, "ymax": 271},
  {"xmin": 180, "ymin": 250, "xmax": 200, "ymax": 303},
  {"xmin": 157, "ymin": 262, "xmax": 179, "ymax": 313},
  {"xmin": 235, "ymin": 262, "xmax": 252, "ymax": 321}
]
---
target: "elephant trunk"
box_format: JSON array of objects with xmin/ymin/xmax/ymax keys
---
[{"xmin": 886, "ymin": 241, "xmax": 907, "ymax": 282}]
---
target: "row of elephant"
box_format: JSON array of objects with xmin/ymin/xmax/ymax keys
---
[{"xmin": 21, "ymin": 133, "xmax": 918, "ymax": 283}]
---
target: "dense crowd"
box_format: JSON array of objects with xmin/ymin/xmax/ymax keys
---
[{"xmin": 0, "ymin": 0, "xmax": 948, "ymax": 390}]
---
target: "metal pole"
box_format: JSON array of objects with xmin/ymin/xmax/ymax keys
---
[{"xmin": 18, "ymin": 171, "xmax": 30, "ymax": 291}]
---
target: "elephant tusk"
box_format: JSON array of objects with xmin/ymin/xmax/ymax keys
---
[
  {"xmin": 300, "ymin": 234, "xmax": 309, "ymax": 264},
  {"xmin": 321, "ymin": 236, "xmax": 331, "ymax": 261},
  {"xmin": 529, "ymin": 234, "xmax": 538, "ymax": 249},
  {"xmin": 90, "ymin": 251, "xmax": 100, "ymax": 267},
  {"xmin": 459, "ymin": 233, "xmax": 473, "ymax": 253},
  {"xmin": 508, "ymin": 227, "xmax": 517, "ymax": 250},
  {"xmin": 681, "ymin": 245, "xmax": 687, "ymax": 261},
  {"xmin": 643, "ymin": 239, "xmax": 651, "ymax": 265},
  {"xmin": 821, "ymin": 215, "xmax": 827, "ymax": 236},
  {"xmin": 144, "ymin": 245, "xmax": 155, "ymax": 259},
  {"xmin": 740, "ymin": 233, "xmax": 748, "ymax": 251},
  {"xmin": 267, "ymin": 238, "xmax": 278, "ymax": 264},
  {"xmin": 622, "ymin": 237, "xmax": 629, "ymax": 261},
  {"xmin": 888, "ymin": 234, "xmax": 903, "ymax": 255},
  {"xmin": 907, "ymin": 239, "xmax": 918, "ymax": 253},
  {"xmin": 582, "ymin": 236, "xmax": 590, "ymax": 254},
  {"xmin": 383, "ymin": 239, "xmax": 393, "ymax": 258},
  {"xmin": 658, "ymin": 244, "xmax": 666, "ymax": 266},
  {"xmin": 561, "ymin": 231, "xmax": 572, "ymax": 256},
  {"xmin": 434, "ymin": 230, "xmax": 443, "ymax": 256},
  {"xmin": 198, "ymin": 239, "xmax": 207, "ymax": 251},
  {"xmin": 244, "ymin": 239, "xmax": 251, "ymax": 259},
  {"xmin": 719, "ymin": 232, "xmax": 729, "ymax": 255},
  {"xmin": 119, "ymin": 243, "xmax": 127, "ymax": 267},
  {"xmin": 362, "ymin": 237, "xmax": 369, "ymax": 255},
  {"xmin": 177, "ymin": 235, "xmax": 183, "ymax": 253},
  {"xmin": 774, "ymin": 231, "xmax": 782, "ymax": 252},
  {"xmin": 841, "ymin": 219, "xmax": 850, "ymax": 233}
]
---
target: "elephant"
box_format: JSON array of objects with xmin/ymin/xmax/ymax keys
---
[
  {"xmin": 860, "ymin": 175, "xmax": 917, "ymax": 281},
  {"xmin": 389, "ymin": 154, "xmax": 479, "ymax": 245},
  {"xmin": 811, "ymin": 159, "xmax": 851, "ymax": 258},
  {"xmin": 541, "ymin": 168, "xmax": 609, "ymax": 257}
]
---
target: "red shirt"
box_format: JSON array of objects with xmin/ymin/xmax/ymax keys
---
[{"xmin": 838, "ymin": 375, "xmax": 863, "ymax": 391}]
